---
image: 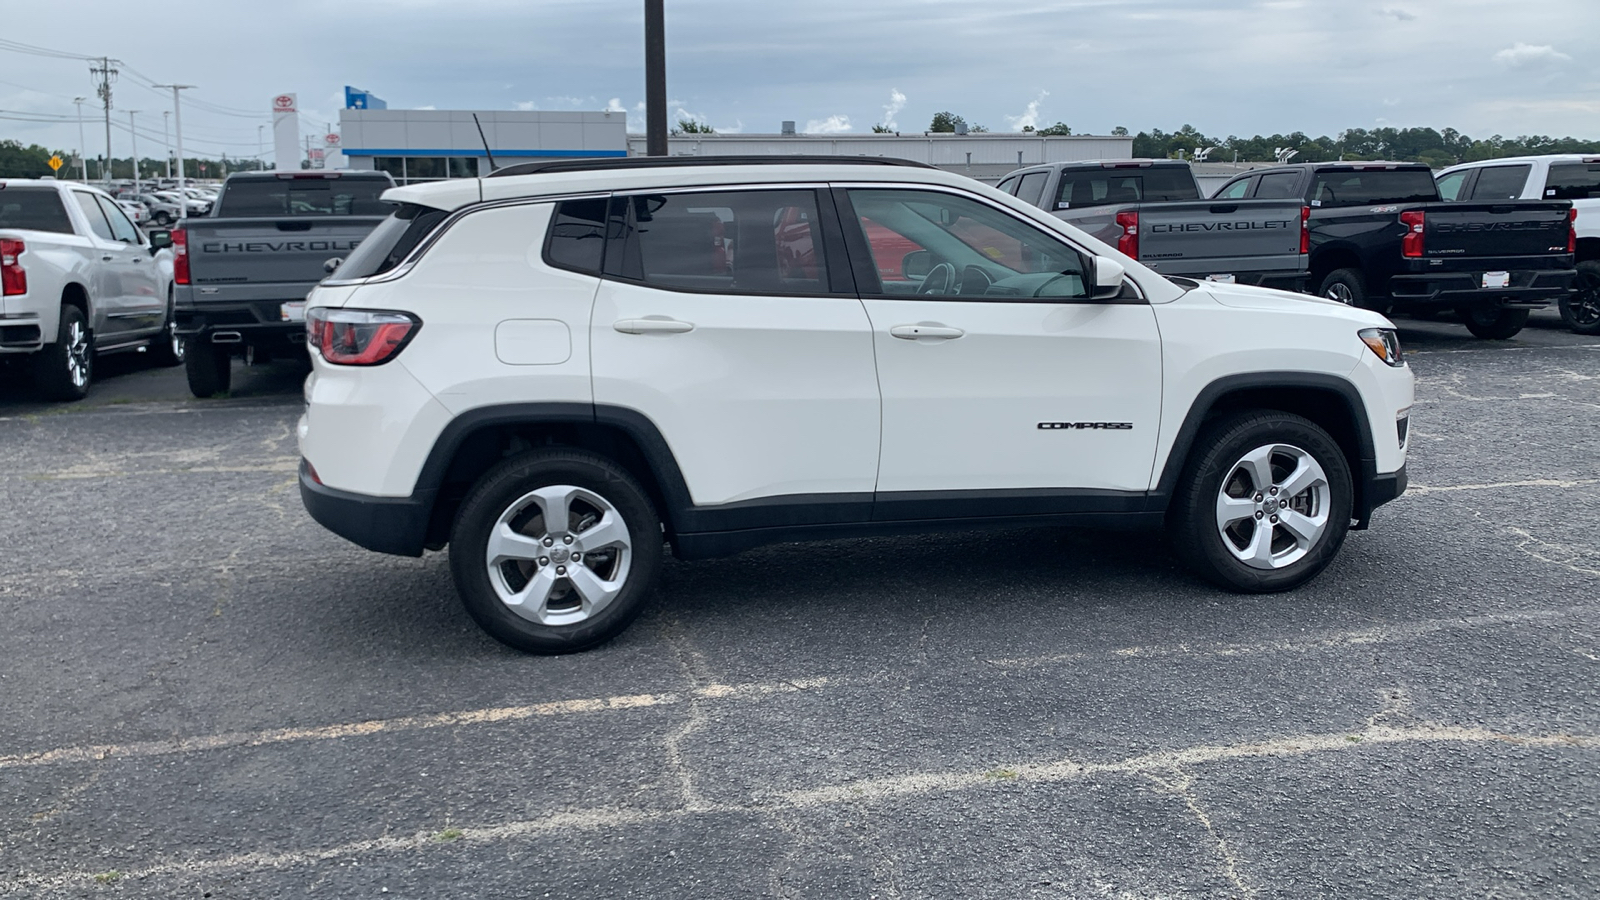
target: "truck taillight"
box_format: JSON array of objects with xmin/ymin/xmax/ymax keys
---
[
  {"xmin": 172, "ymin": 228, "xmax": 189, "ymax": 285},
  {"xmin": 1115, "ymin": 209, "xmax": 1139, "ymax": 258},
  {"xmin": 306, "ymin": 307, "xmax": 421, "ymax": 366},
  {"xmin": 0, "ymin": 239, "xmax": 24, "ymax": 296},
  {"xmin": 1569, "ymin": 207, "xmax": 1578, "ymax": 253},
  {"xmin": 1400, "ymin": 209, "xmax": 1425, "ymax": 258},
  {"xmin": 1300, "ymin": 206, "xmax": 1310, "ymax": 254}
]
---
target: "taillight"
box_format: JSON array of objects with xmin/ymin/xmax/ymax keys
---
[
  {"xmin": 1400, "ymin": 209, "xmax": 1425, "ymax": 258},
  {"xmin": 0, "ymin": 239, "xmax": 24, "ymax": 296},
  {"xmin": 1115, "ymin": 209, "xmax": 1139, "ymax": 257},
  {"xmin": 1300, "ymin": 206, "xmax": 1311, "ymax": 254},
  {"xmin": 172, "ymin": 228, "xmax": 189, "ymax": 285},
  {"xmin": 306, "ymin": 307, "xmax": 420, "ymax": 366},
  {"xmin": 1569, "ymin": 207, "xmax": 1578, "ymax": 253}
]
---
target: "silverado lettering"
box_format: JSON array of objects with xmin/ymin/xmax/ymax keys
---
[
  {"xmin": 1150, "ymin": 220, "xmax": 1292, "ymax": 233},
  {"xmin": 201, "ymin": 240, "xmax": 362, "ymax": 253}
]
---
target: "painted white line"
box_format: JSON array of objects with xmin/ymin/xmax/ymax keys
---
[
  {"xmin": 3, "ymin": 723, "xmax": 1591, "ymax": 894},
  {"xmin": 1406, "ymin": 478, "xmax": 1600, "ymax": 496}
]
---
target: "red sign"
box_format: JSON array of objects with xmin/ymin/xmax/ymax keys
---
[
  {"xmin": 324, "ymin": 133, "xmax": 340, "ymax": 146},
  {"xmin": 273, "ymin": 94, "xmax": 296, "ymax": 112},
  {"xmin": 308, "ymin": 148, "xmax": 325, "ymax": 159}
]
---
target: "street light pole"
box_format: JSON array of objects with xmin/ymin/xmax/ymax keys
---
[
  {"xmin": 163, "ymin": 110, "xmax": 172, "ymax": 179},
  {"xmin": 72, "ymin": 97, "xmax": 89, "ymax": 181},
  {"xmin": 257, "ymin": 124, "xmax": 265, "ymax": 169},
  {"xmin": 127, "ymin": 110, "xmax": 141, "ymax": 194},
  {"xmin": 644, "ymin": 0, "xmax": 667, "ymax": 157},
  {"xmin": 154, "ymin": 84, "xmax": 195, "ymax": 222}
]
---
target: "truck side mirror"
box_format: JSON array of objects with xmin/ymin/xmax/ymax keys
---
[
  {"xmin": 148, "ymin": 230, "xmax": 172, "ymax": 251},
  {"xmin": 1090, "ymin": 256, "xmax": 1126, "ymax": 300},
  {"xmin": 324, "ymin": 256, "xmax": 344, "ymax": 274}
]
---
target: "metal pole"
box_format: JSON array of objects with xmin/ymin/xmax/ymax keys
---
[
  {"xmin": 127, "ymin": 110, "xmax": 141, "ymax": 194},
  {"xmin": 644, "ymin": 0, "xmax": 667, "ymax": 157},
  {"xmin": 91, "ymin": 57, "xmax": 117, "ymax": 187},
  {"xmin": 155, "ymin": 84, "xmax": 194, "ymax": 222},
  {"xmin": 163, "ymin": 111, "xmax": 172, "ymax": 179},
  {"xmin": 257, "ymin": 125, "xmax": 264, "ymax": 167},
  {"xmin": 73, "ymin": 97, "xmax": 89, "ymax": 181}
]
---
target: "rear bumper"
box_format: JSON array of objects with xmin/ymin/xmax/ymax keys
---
[
  {"xmin": 299, "ymin": 461, "xmax": 432, "ymax": 557},
  {"xmin": 175, "ymin": 300, "xmax": 305, "ymax": 343},
  {"xmin": 1387, "ymin": 268, "xmax": 1575, "ymax": 308}
]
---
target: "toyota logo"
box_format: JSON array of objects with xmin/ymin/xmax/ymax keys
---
[{"xmin": 273, "ymin": 95, "xmax": 295, "ymax": 111}]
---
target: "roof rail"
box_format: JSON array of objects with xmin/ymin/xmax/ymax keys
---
[{"xmin": 486, "ymin": 154, "xmax": 936, "ymax": 179}]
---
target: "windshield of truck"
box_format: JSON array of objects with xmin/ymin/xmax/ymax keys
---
[
  {"xmin": 1544, "ymin": 163, "xmax": 1600, "ymax": 200},
  {"xmin": 218, "ymin": 176, "xmax": 392, "ymax": 217},
  {"xmin": 329, "ymin": 202, "xmax": 451, "ymax": 280},
  {"xmin": 0, "ymin": 187, "xmax": 74, "ymax": 234},
  {"xmin": 1310, "ymin": 169, "xmax": 1438, "ymax": 207},
  {"xmin": 1054, "ymin": 167, "xmax": 1199, "ymax": 210}
]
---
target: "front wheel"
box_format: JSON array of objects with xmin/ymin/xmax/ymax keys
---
[
  {"xmin": 449, "ymin": 450, "xmax": 663, "ymax": 654},
  {"xmin": 184, "ymin": 339, "xmax": 231, "ymax": 397},
  {"xmin": 1558, "ymin": 261, "xmax": 1600, "ymax": 335},
  {"xmin": 1460, "ymin": 306, "xmax": 1529, "ymax": 340},
  {"xmin": 1168, "ymin": 411, "xmax": 1353, "ymax": 592}
]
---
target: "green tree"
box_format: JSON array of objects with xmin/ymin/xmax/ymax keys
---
[
  {"xmin": 1036, "ymin": 122, "xmax": 1072, "ymax": 136},
  {"xmin": 671, "ymin": 119, "xmax": 715, "ymax": 135},
  {"xmin": 929, "ymin": 111, "xmax": 965, "ymax": 133},
  {"xmin": 871, "ymin": 124, "xmax": 892, "ymax": 133}
]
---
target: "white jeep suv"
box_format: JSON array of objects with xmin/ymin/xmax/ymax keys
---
[{"xmin": 297, "ymin": 157, "xmax": 1412, "ymax": 654}]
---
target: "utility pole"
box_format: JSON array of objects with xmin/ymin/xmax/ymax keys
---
[
  {"xmin": 163, "ymin": 110, "xmax": 172, "ymax": 179},
  {"xmin": 154, "ymin": 84, "xmax": 194, "ymax": 221},
  {"xmin": 89, "ymin": 57, "xmax": 118, "ymax": 186},
  {"xmin": 72, "ymin": 97, "xmax": 89, "ymax": 181},
  {"xmin": 644, "ymin": 0, "xmax": 667, "ymax": 157},
  {"xmin": 257, "ymin": 124, "xmax": 265, "ymax": 167},
  {"xmin": 127, "ymin": 110, "xmax": 141, "ymax": 193}
]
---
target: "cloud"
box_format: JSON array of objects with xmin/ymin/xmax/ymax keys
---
[
  {"xmin": 1004, "ymin": 91, "xmax": 1049, "ymax": 132},
  {"xmin": 804, "ymin": 114, "xmax": 852, "ymax": 134},
  {"xmin": 415, "ymin": 105, "xmax": 437, "ymax": 111},
  {"xmin": 881, "ymin": 88, "xmax": 906, "ymax": 131},
  {"xmin": 605, "ymin": 98, "xmax": 626, "ymax": 113},
  {"xmin": 514, "ymin": 100, "xmax": 537, "ymax": 111},
  {"xmin": 1379, "ymin": 7, "xmax": 1416, "ymax": 21},
  {"xmin": 1493, "ymin": 43, "xmax": 1571, "ymax": 68}
]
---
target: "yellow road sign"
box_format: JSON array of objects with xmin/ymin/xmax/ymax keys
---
[{"xmin": 48, "ymin": 155, "xmax": 63, "ymax": 171}]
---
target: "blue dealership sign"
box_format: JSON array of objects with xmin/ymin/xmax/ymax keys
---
[{"xmin": 345, "ymin": 86, "xmax": 387, "ymax": 111}]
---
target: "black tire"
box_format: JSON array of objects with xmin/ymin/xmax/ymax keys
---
[
  {"xmin": 185, "ymin": 339, "xmax": 231, "ymax": 397},
  {"xmin": 1460, "ymin": 306, "xmax": 1529, "ymax": 340},
  {"xmin": 1167, "ymin": 411, "xmax": 1353, "ymax": 593},
  {"xmin": 153, "ymin": 211, "xmax": 172, "ymax": 226},
  {"xmin": 1318, "ymin": 268, "xmax": 1368, "ymax": 308},
  {"xmin": 32, "ymin": 304, "xmax": 92, "ymax": 402},
  {"xmin": 147, "ymin": 290, "xmax": 185, "ymax": 367},
  {"xmin": 449, "ymin": 450, "xmax": 663, "ymax": 654},
  {"xmin": 1558, "ymin": 260, "xmax": 1600, "ymax": 336}
]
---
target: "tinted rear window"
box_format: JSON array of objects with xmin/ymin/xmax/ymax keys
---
[
  {"xmin": 0, "ymin": 187, "xmax": 74, "ymax": 234},
  {"xmin": 330, "ymin": 202, "xmax": 450, "ymax": 280},
  {"xmin": 1311, "ymin": 169, "xmax": 1438, "ymax": 207},
  {"xmin": 1054, "ymin": 166, "xmax": 1200, "ymax": 209},
  {"xmin": 217, "ymin": 176, "xmax": 392, "ymax": 217},
  {"xmin": 1544, "ymin": 164, "xmax": 1600, "ymax": 200},
  {"xmin": 544, "ymin": 198, "xmax": 608, "ymax": 275},
  {"xmin": 1470, "ymin": 165, "xmax": 1532, "ymax": 200}
]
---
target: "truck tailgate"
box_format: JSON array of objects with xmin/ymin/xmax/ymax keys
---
[
  {"xmin": 1135, "ymin": 200, "xmax": 1304, "ymax": 275},
  {"xmin": 184, "ymin": 217, "xmax": 385, "ymax": 299},
  {"xmin": 1423, "ymin": 201, "xmax": 1572, "ymax": 258}
]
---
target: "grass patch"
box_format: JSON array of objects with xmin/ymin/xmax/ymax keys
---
[
  {"xmin": 93, "ymin": 870, "xmax": 122, "ymax": 884},
  {"xmin": 984, "ymin": 768, "xmax": 1019, "ymax": 780},
  {"xmin": 433, "ymin": 827, "xmax": 464, "ymax": 843}
]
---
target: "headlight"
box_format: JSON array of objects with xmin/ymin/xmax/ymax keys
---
[{"xmin": 1359, "ymin": 328, "xmax": 1404, "ymax": 367}]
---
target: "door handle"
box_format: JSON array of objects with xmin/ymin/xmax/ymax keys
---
[
  {"xmin": 889, "ymin": 324, "xmax": 964, "ymax": 340},
  {"xmin": 130, "ymin": 256, "xmax": 144, "ymax": 263},
  {"xmin": 101, "ymin": 255, "xmax": 114, "ymax": 261},
  {"xmin": 613, "ymin": 317, "xmax": 694, "ymax": 335}
]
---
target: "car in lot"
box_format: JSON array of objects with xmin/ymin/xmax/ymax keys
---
[
  {"xmin": 0, "ymin": 179, "xmax": 182, "ymax": 400},
  {"xmin": 998, "ymin": 160, "xmax": 1309, "ymax": 291},
  {"xmin": 295, "ymin": 156, "xmax": 1413, "ymax": 654},
  {"xmin": 1210, "ymin": 162, "xmax": 1577, "ymax": 339},
  {"xmin": 122, "ymin": 192, "xmax": 185, "ymax": 226},
  {"xmin": 115, "ymin": 198, "xmax": 148, "ymax": 225},
  {"xmin": 1434, "ymin": 154, "xmax": 1600, "ymax": 334}
]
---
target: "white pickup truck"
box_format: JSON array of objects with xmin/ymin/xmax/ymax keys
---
[
  {"xmin": 1435, "ymin": 155, "xmax": 1600, "ymax": 334},
  {"xmin": 0, "ymin": 179, "xmax": 181, "ymax": 400}
]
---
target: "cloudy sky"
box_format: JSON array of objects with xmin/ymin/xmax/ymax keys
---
[{"xmin": 1, "ymin": 0, "xmax": 1595, "ymax": 160}]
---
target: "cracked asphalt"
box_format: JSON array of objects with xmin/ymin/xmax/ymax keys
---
[{"xmin": 1, "ymin": 309, "xmax": 1596, "ymax": 898}]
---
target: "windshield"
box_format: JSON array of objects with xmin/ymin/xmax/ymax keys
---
[
  {"xmin": 329, "ymin": 202, "xmax": 451, "ymax": 280},
  {"xmin": 217, "ymin": 176, "xmax": 392, "ymax": 217}
]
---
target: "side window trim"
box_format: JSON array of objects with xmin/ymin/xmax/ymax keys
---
[{"xmin": 71, "ymin": 191, "xmax": 115, "ymax": 241}]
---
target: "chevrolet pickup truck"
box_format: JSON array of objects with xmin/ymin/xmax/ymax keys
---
[
  {"xmin": 0, "ymin": 179, "xmax": 179, "ymax": 401},
  {"xmin": 1434, "ymin": 155, "xmax": 1600, "ymax": 334},
  {"xmin": 173, "ymin": 170, "xmax": 394, "ymax": 396},
  {"xmin": 1211, "ymin": 162, "xmax": 1576, "ymax": 339},
  {"xmin": 998, "ymin": 160, "xmax": 1308, "ymax": 290}
]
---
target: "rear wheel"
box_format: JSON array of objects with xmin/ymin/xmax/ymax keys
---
[
  {"xmin": 450, "ymin": 450, "xmax": 663, "ymax": 654},
  {"xmin": 1460, "ymin": 306, "xmax": 1529, "ymax": 340},
  {"xmin": 32, "ymin": 305, "xmax": 92, "ymax": 402},
  {"xmin": 1558, "ymin": 261, "xmax": 1600, "ymax": 336},
  {"xmin": 147, "ymin": 291, "xmax": 185, "ymax": 367},
  {"xmin": 185, "ymin": 339, "xmax": 231, "ymax": 397},
  {"xmin": 1168, "ymin": 411, "xmax": 1353, "ymax": 592}
]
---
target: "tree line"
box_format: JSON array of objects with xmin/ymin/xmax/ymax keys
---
[
  {"xmin": 0, "ymin": 140, "xmax": 264, "ymax": 180},
  {"xmin": 1126, "ymin": 124, "xmax": 1600, "ymax": 166}
]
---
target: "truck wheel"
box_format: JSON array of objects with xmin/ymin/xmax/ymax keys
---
[
  {"xmin": 185, "ymin": 340, "xmax": 232, "ymax": 397},
  {"xmin": 1168, "ymin": 411, "xmax": 1353, "ymax": 593},
  {"xmin": 147, "ymin": 292, "xmax": 185, "ymax": 367},
  {"xmin": 1319, "ymin": 268, "xmax": 1368, "ymax": 308},
  {"xmin": 449, "ymin": 449, "xmax": 663, "ymax": 654},
  {"xmin": 1460, "ymin": 306, "xmax": 1529, "ymax": 340},
  {"xmin": 32, "ymin": 305, "xmax": 92, "ymax": 402},
  {"xmin": 1558, "ymin": 261, "xmax": 1600, "ymax": 336}
]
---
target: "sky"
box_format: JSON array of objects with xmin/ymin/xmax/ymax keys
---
[{"xmin": 1, "ymin": 0, "xmax": 1596, "ymax": 161}]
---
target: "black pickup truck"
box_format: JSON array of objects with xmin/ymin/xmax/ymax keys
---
[
  {"xmin": 1211, "ymin": 162, "xmax": 1576, "ymax": 339},
  {"xmin": 173, "ymin": 170, "xmax": 394, "ymax": 396}
]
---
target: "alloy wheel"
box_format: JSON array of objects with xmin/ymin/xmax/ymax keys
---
[
  {"xmin": 65, "ymin": 318, "xmax": 90, "ymax": 389},
  {"xmin": 1324, "ymin": 283, "xmax": 1355, "ymax": 305},
  {"xmin": 1213, "ymin": 443, "xmax": 1331, "ymax": 570},
  {"xmin": 484, "ymin": 484, "xmax": 633, "ymax": 626},
  {"xmin": 1571, "ymin": 270, "xmax": 1600, "ymax": 327}
]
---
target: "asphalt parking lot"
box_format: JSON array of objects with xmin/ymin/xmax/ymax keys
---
[{"xmin": 1, "ymin": 310, "xmax": 1596, "ymax": 898}]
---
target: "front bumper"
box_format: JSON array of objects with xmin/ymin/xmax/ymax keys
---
[
  {"xmin": 1355, "ymin": 463, "xmax": 1407, "ymax": 530},
  {"xmin": 299, "ymin": 460, "xmax": 433, "ymax": 557}
]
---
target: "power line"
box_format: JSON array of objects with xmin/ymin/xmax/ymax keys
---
[{"xmin": 0, "ymin": 38, "xmax": 96, "ymax": 61}]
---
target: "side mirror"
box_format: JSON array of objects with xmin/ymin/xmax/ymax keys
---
[
  {"xmin": 901, "ymin": 249, "xmax": 933, "ymax": 280},
  {"xmin": 323, "ymin": 256, "xmax": 344, "ymax": 275},
  {"xmin": 148, "ymin": 230, "xmax": 172, "ymax": 251},
  {"xmin": 1090, "ymin": 256, "xmax": 1126, "ymax": 300}
]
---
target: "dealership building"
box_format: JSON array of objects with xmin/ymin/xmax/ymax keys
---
[{"xmin": 336, "ymin": 108, "xmax": 1133, "ymax": 185}]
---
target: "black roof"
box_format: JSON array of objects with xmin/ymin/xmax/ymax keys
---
[{"xmin": 486, "ymin": 155, "xmax": 934, "ymax": 179}]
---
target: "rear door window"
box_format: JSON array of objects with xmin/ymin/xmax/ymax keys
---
[
  {"xmin": 544, "ymin": 198, "xmax": 609, "ymax": 275},
  {"xmin": 1469, "ymin": 165, "xmax": 1532, "ymax": 200},
  {"xmin": 71, "ymin": 192, "xmax": 115, "ymax": 240},
  {"xmin": 1543, "ymin": 163, "xmax": 1600, "ymax": 199},
  {"xmin": 95, "ymin": 195, "xmax": 142, "ymax": 244},
  {"xmin": 1253, "ymin": 172, "xmax": 1302, "ymax": 200},
  {"xmin": 0, "ymin": 187, "xmax": 75, "ymax": 233},
  {"xmin": 1014, "ymin": 171, "xmax": 1049, "ymax": 206}
]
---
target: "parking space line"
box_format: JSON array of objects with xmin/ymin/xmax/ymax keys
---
[
  {"xmin": 3, "ymin": 722, "xmax": 1592, "ymax": 894},
  {"xmin": 1406, "ymin": 478, "xmax": 1600, "ymax": 496}
]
